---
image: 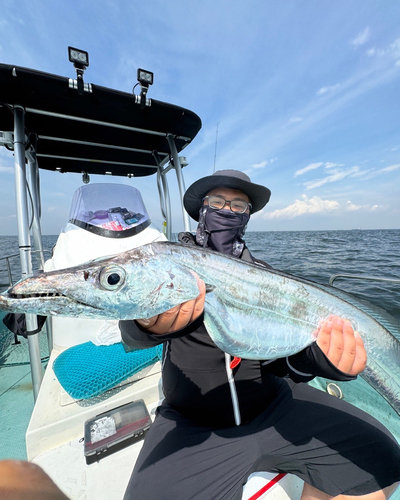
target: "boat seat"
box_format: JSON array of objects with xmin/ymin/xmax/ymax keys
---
[{"xmin": 53, "ymin": 342, "xmax": 163, "ymax": 400}]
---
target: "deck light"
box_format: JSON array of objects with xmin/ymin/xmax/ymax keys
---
[
  {"xmin": 82, "ymin": 171, "xmax": 90, "ymax": 184},
  {"xmin": 137, "ymin": 69, "xmax": 153, "ymax": 87},
  {"xmin": 136, "ymin": 69, "xmax": 153, "ymax": 108},
  {"xmin": 179, "ymin": 156, "xmax": 188, "ymax": 168},
  {"xmin": 68, "ymin": 47, "xmax": 89, "ymax": 69},
  {"xmin": 68, "ymin": 46, "xmax": 89, "ymax": 95}
]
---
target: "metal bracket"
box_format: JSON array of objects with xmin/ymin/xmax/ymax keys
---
[
  {"xmin": 68, "ymin": 79, "xmax": 93, "ymax": 93},
  {"xmin": 133, "ymin": 94, "xmax": 152, "ymax": 107}
]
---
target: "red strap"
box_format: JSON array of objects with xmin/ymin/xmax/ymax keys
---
[
  {"xmin": 230, "ymin": 356, "xmax": 241, "ymax": 369},
  {"xmin": 247, "ymin": 473, "xmax": 287, "ymax": 500}
]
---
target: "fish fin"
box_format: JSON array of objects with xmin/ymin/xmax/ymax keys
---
[{"xmin": 205, "ymin": 283, "xmax": 216, "ymax": 293}]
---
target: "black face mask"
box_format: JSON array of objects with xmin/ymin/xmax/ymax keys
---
[{"xmin": 196, "ymin": 206, "xmax": 250, "ymax": 256}]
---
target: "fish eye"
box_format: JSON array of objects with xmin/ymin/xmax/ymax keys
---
[
  {"xmin": 107, "ymin": 273, "xmax": 120, "ymax": 286},
  {"xmin": 99, "ymin": 265, "xmax": 126, "ymax": 291}
]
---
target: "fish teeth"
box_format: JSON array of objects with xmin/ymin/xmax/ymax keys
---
[{"xmin": 9, "ymin": 292, "xmax": 61, "ymax": 299}]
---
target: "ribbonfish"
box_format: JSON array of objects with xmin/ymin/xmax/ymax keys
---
[{"xmin": 0, "ymin": 241, "xmax": 399, "ymax": 415}]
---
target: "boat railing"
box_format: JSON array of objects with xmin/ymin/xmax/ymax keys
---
[
  {"xmin": 0, "ymin": 250, "xmax": 53, "ymax": 289},
  {"xmin": 0, "ymin": 253, "xmax": 19, "ymax": 289},
  {"xmin": 329, "ymin": 274, "xmax": 400, "ymax": 286}
]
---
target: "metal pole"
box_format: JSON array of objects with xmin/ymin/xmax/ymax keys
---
[
  {"xmin": 167, "ymin": 134, "xmax": 191, "ymax": 233},
  {"xmin": 6, "ymin": 257, "xmax": 13, "ymax": 286},
  {"xmin": 13, "ymin": 105, "xmax": 43, "ymax": 400},
  {"xmin": 27, "ymin": 154, "xmax": 45, "ymax": 269},
  {"xmin": 27, "ymin": 153, "xmax": 53, "ymax": 352},
  {"xmin": 156, "ymin": 168, "xmax": 172, "ymax": 240},
  {"xmin": 154, "ymin": 150, "xmax": 173, "ymax": 240},
  {"xmin": 161, "ymin": 171, "xmax": 172, "ymax": 240},
  {"xmin": 329, "ymin": 274, "xmax": 400, "ymax": 286},
  {"xmin": 153, "ymin": 151, "xmax": 172, "ymax": 240}
]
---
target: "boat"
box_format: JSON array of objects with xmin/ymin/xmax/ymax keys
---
[
  {"xmin": 0, "ymin": 49, "xmax": 398, "ymax": 500},
  {"xmin": 0, "ymin": 49, "xmax": 305, "ymax": 500}
]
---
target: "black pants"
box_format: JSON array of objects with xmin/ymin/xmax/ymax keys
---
[{"xmin": 124, "ymin": 381, "xmax": 400, "ymax": 500}]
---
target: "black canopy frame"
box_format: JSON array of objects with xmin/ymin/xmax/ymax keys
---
[{"xmin": 0, "ymin": 62, "xmax": 202, "ymax": 399}]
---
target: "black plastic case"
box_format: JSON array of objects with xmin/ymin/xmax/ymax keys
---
[{"xmin": 84, "ymin": 399, "xmax": 152, "ymax": 464}]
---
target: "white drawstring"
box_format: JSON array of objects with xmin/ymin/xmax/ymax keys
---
[{"xmin": 224, "ymin": 353, "xmax": 241, "ymax": 426}]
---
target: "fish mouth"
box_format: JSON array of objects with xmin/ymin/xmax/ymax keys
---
[{"xmin": 4, "ymin": 290, "xmax": 103, "ymax": 311}]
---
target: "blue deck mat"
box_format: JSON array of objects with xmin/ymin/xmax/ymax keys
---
[{"xmin": 53, "ymin": 342, "xmax": 163, "ymax": 400}]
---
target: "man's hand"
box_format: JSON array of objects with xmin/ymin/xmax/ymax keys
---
[
  {"xmin": 316, "ymin": 316, "xmax": 367, "ymax": 376},
  {"xmin": 136, "ymin": 276, "xmax": 206, "ymax": 334}
]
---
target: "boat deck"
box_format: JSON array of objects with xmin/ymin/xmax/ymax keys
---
[{"xmin": 0, "ymin": 319, "xmax": 49, "ymax": 460}]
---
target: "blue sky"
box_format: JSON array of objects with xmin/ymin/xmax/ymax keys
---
[{"xmin": 1, "ymin": 0, "xmax": 400, "ymax": 235}]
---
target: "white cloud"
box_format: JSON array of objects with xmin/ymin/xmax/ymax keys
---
[
  {"xmin": 344, "ymin": 201, "xmax": 362, "ymax": 212},
  {"xmin": 379, "ymin": 163, "xmax": 400, "ymax": 173},
  {"xmin": 389, "ymin": 38, "xmax": 400, "ymax": 59},
  {"xmin": 294, "ymin": 162, "xmax": 323, "ymax": 177},
  {"xmin": 350, "ymin": 168, "xmax": 373, "ymax": 178},
  {"xmin": 258, "ymin": 195, "xmax": 339, "ymax": 220},
  {"xmin": 244, "ymin": 159, "xmax": 270, "ymax": 176},
  {"xmin": 295, "ymin": 162, "xmax": 345, "ymax": 178},
  {"xmin": 250, "ymin": 160, "xmax": 268, "ymax": 170},
  {"xmin": 362, "ymin": 163, "xmax": 400, "ymax": 180},
  {"xmin": 344, "ymin": 201, "xmax": 385, "ymax": 212},
  {"xmin": 365, "ymin": 38, "xmax": 400, "ymax": 62},
  {"xmin": 254, "ymin": 195, "xmax": 384, "ymax": 220},
  {"xmin": 324, "ymin": 162, "xmax": 343, "ymax": 170},
  {"xmin": 287, "ymin": 117, "xmax": 303, "ymax": 125},
  {"xmin": 316, "ymin": 83, "xmax": 341, "ymax": 96},
  {"xmin": 351, "ymin": 27, "xmax": 370, "ymax": 47},
  {"xmin": 282, "ymin": 117, "xmax": 303, "ymax": 129},
  {"xmin": 303, "ymin": 166, "xmax": 360, "ymax": 190}
]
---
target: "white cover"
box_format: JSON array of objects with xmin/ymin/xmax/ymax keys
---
[{"xmin": 44, "ymin": 222, "xmax": 166, "ymax": 348}]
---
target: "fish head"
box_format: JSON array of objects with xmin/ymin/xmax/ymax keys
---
[{"xmin": 0, "ymin": 247, "xmax": 200, "ymax": 320}]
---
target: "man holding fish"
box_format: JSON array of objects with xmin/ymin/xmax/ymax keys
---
[{"xmin": 120, "ymin": 170, "xmax": 400, "ymax": 500}]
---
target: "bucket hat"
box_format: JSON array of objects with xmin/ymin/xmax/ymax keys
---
[{"xmin": 183, "ymin": 169, "xmax": 271, "ymax": 221}]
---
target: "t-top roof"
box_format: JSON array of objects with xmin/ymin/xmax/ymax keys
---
[{"xmin": 0, "ymin": 63, "xmax": 202, "ymax": 177}]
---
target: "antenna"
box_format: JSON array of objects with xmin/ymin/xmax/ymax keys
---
[{"xmin": 213, "ymin": 122, "xmax": 219, "ymax": 173}]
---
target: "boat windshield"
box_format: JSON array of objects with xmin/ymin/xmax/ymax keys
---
[{"xmin": 68, "ymin": 183, "xmax": 151, "ymax": 238}]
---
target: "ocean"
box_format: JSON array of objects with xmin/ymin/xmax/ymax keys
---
[
  {"xmin": 1, "ymin": 229, "xmax": 399, "ymax": 318},
  {"xmin": 245, "ymin": 229, "xmax": 400, "ymax": 319}
]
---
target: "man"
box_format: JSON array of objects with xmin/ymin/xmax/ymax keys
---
[{"xmin": 120, "ymin": 170, "xmax": 400, "ymax": 500}]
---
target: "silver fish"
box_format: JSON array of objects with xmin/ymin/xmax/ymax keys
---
[{"xmin": 1, "ymin": 241, "xmax": 399, "ymax": 415}]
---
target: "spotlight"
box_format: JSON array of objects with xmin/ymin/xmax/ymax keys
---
[
  {"xmin": 68, "ymin": 47, "xmax": 89, "ymax": 69},
  {"xmin": 137, "ymin": 69, "xmax": 153, "ymax": 87},
  {"xmin": 68, "ymin": 46, "xmax": 89, "ymax": 95},
  {"xmin": 137, "ymin": 68, "xmax": 153, "ymax": 108}
]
